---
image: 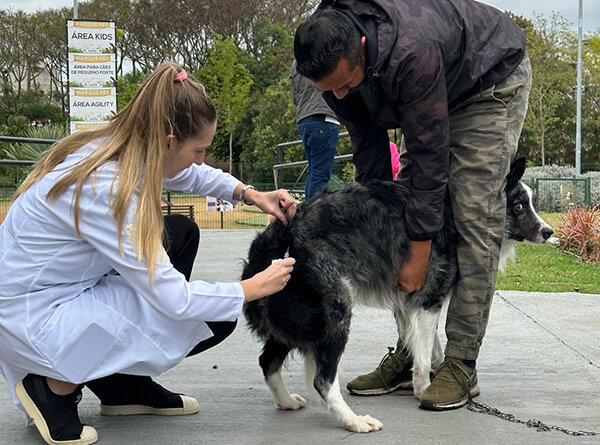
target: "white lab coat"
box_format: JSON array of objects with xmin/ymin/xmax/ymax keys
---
[{"xmin": 0, "ymin": 139, "xmax": 245, "ymax": 410}]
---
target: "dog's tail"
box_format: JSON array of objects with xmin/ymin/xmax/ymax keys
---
[{"xmin": 241, "ymin": 219, "xmax": 292, "ymax": 280}]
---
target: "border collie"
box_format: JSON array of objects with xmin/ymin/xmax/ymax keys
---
[{"xmin": 242, "ymin": 157, "xmax": 552, "ymax": 433}]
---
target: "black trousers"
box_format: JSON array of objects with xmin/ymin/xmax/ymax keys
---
[
  {"xmin": 87, "ymin": 215, "xmax": 237, "ymax": 397},
  {"xmin": 163, "ymin": 214, "xmax": 238, "ymax": 354}
]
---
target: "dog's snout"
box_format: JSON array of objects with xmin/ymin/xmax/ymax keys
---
[{"xmin": 541, "ymin": 227, "xmax": 553, "ymax": 240}]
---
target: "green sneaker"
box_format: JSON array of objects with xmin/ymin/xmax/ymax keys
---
[
  {"xmin": 346, "ymin": 347, "xmax": 413, "ymax": 396},
  {"xmin": 419, "ymin": 357, "xmax": 480, "ymax": 410}
]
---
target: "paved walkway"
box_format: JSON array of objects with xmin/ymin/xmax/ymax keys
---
[{"xmin": 1, "ymin": 230, "xmax": 599, "ymax": 444}]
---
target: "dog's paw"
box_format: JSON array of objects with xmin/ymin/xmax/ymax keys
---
[
  {"xmin": 412, "ymin": 375, "xmax": 431, "ymax": 400},
  {"xmin": 345, "ymin": 415, "xmax": 383, "ymax": 433},
  {"xmin": 413, "ymin": 388, "xmax": 424, "ymax": 400},
  {"xmin": 413, "ymin": 384, "xmax": 430, "ymax": 400},
  {"xmin": 276, "ymin": 393, "xmax": 307, "ymax": 410}
]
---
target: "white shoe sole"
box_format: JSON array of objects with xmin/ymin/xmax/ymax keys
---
[
  {"xmin": 14, "ymin": 381, "xmax": 98, "ymax": 445},
  {"xmin": 347, "ymin": 379, "xmax": 413, "ymax": 396},
  {"xmin": 420, "ymin": 385, "xmax": 480, "ymax": 410},
  {"xmin": 100, "ymin": 395, "xmax": 199, "ymax": 416}
]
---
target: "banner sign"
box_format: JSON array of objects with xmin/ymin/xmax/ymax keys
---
[
  {"xmin": 67, "ymin": 20, "xmax": 116, "ymax": 54},
  {"xmin": 68, "ymin": 54, "xmax": 116, "ymax": 87},
  {"xmin": 69, "ymin": 87, "xmax": 117, "ymax": 122},
  {"xmin": 67, "ymin": 20, "xmax": 117, "ymax": 133},
  {"xmin": 70, "ymin": 121, "xmax": 112, "ymax": 134}
]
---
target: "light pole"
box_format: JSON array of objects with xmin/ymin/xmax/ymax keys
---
[
  {"xmin": 73, "ymin": 0, "xmax": 78, "ymax": 19},
  {"xmin": 575, "ymin": 0, "xmax": 583, "ymax": 176}
]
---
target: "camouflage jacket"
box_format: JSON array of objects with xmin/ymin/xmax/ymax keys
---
[{"xmin": 318, "ymin": 0, "xmax": 526, "ymax": 240}]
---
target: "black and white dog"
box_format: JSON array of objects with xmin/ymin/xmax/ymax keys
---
[{"xmin": 242, "ymin": 157, "xmax": 552, "ymax": 433}]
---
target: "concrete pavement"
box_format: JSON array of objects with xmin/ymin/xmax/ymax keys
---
[{"xmin": 1, "ymin": 230, "xmax": 599, "ymax": 444}]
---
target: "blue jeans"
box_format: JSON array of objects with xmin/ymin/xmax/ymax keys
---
[{"xmin": 297, "ymin": 116, "xmax": 340, "ymax": 199}]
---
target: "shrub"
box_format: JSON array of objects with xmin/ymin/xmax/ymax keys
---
[
  {"xmin": 556, "ymin": 205, "xmax": 600, "ymax": 263},
  {"xmin": 340, "ymin": 162, "xmax": 356, "ymax": 183},
  {"xmin": 20, "ymin": 103, "xmax": 66, "ymax": 125},
  {"xmin": 3, "ymin": 124, "xmax": 67, "ymax": 161},
  {"xmin": 521, "ymin": 164, "xmax": 577, "ymax": 185},
  {"xmin": 0, "ymin": 115, "xmax": 30, "ymax": 137}
]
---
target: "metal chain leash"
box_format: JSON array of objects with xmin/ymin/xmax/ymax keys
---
[{"xmin": 467, "ymin": 398, "xmax": 599, "ymax": 436}]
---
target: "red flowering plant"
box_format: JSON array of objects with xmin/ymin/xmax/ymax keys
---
[{"xmin": 557, "ymin": 205, "xmax": 600, "ymax": 263}]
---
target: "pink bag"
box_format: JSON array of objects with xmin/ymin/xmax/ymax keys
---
[{"xmin": 390, "ymin": 142, "xmax": 400, "ymax": 180}]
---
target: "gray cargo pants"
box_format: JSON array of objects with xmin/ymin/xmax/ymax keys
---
[{"xmin": 398, "ymin": 54, "xmax": 532, "ymax": 360}]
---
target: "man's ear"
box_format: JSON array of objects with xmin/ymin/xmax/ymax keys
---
[{"xmin": 360, "ymin": 36, "xmax": 366, "ymax": 48}]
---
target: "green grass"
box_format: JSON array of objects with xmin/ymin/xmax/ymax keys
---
[
  {"xmin": 235, "ymin": 215, "xmax": 269, "ymax": 227},
  {"xmin": 497, "ymin": 243, "xmax": 600, "ymax": 293},
  {"xmin": 495, "ymin": 212, "xmax": 600, "ymax": 293},
  {"xmin": 538, "ymin": 211, "xmax": 563, "ymax": 231}
]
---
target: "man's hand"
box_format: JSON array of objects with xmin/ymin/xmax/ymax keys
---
[{"xmin": 394, "ymin": 240, "xmax": 432, "ymax": 293}]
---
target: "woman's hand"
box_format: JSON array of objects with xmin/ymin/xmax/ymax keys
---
[
  {"xmin": 243, "ymin": 188, "xmax": 297, "ymax": 225},
  {"xmin": 241, "ymin": 257, "xmax": 296, "ymax": 302}
]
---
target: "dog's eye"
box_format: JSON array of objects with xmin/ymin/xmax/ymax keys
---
[{"xmin": 514, "ymin": 203, "xmax": 524, "ymax": 211}]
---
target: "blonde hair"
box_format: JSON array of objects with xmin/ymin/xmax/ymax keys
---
[{"xmin": 14, "ymin": 62, "xmax": 217, "ymax": 279}]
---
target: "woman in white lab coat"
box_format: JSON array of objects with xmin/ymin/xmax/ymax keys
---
[{"xmin": 0, "ymin": 62, "xmax": 296, "ymax": 445}]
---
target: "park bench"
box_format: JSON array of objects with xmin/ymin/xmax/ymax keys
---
[{"xmin": 161, "ymin": 203, "xmax": 195, "ymax": 220}]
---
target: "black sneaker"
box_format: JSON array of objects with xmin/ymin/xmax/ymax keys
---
[
  {"xmin": 14, "ymin": 374, "xmax": 97, "ymax": 445},
  {"xmin": 86, "ymin": 374, "xmax": 199, "ymax": 416}
]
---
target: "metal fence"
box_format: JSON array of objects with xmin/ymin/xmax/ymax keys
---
[
  {"xmin": 0, "ymin": 135, "xmax": 273, "ymax": 229},
  {"xmin": 3, "ymin": 134, "xmax": 600, "ymax": 226},
  {"xmin": 532, "ymin": 177, "xmax": 593, "ymax": 212},
  {"xmin": 273, "ymin": 132, "xmax": 600, "ymax": 213},
  {"xmin": 273, "ymin": 132, "xmax": 353, "ymax": 196}
]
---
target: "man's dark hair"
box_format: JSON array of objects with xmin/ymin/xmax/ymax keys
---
[{"xmin": 294, "ymin": 9, "xmax": 362, "ymax": 81}]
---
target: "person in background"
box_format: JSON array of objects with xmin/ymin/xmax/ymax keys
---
[
  {"xmin": 290, "ymin": 60, "xmax": 340, "ymax": 199},
  {"xmin": 0, "ymin": 62, "xmax": 296, "ymax": 445}
]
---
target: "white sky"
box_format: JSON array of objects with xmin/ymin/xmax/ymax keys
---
[{"xmin": 3, "ymin": 0, "xmax": 600, "ymax": 34}]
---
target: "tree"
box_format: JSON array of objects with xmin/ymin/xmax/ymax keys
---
[
  {"xmin": 117, "ymin": 69, "xmax": 148, "ymax": 110},
  {"xmin": 522, "ymin": 13, "xmax": 577, "ymax": 166},
  {"xmin": 0, "ymin": 11, "xmax": 45, "ymax": 116},
  {"xmin": 580, "ymin": 33, "xmax": 600, "ymax": 171},
  {"xmin": 240, "ymin": 18, "xmax": 295, "ymax": 92},
  {"xmin": 198, "ymin": 37, "xmax": 253, "ymax": 174},
  {"xmin": 29, "ymin": 9, "xmax": 71, "ymax": 117},
  {"xmin": 242, "ymin": 77, "xmax": 298, "ymax": 183}
]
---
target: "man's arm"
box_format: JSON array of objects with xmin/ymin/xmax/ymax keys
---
[
  {"xmin": 392, "ymin": 41, "xmax": 451, "ymax": 291},
  {"xmin": 394, "ymin": 40, "xmax": 450, "ymax": 241}
]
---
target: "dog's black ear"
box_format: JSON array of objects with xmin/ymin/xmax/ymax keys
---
[{"xmin": 508, "ymin": 157, "xmax": 527, "ymax": 185}]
